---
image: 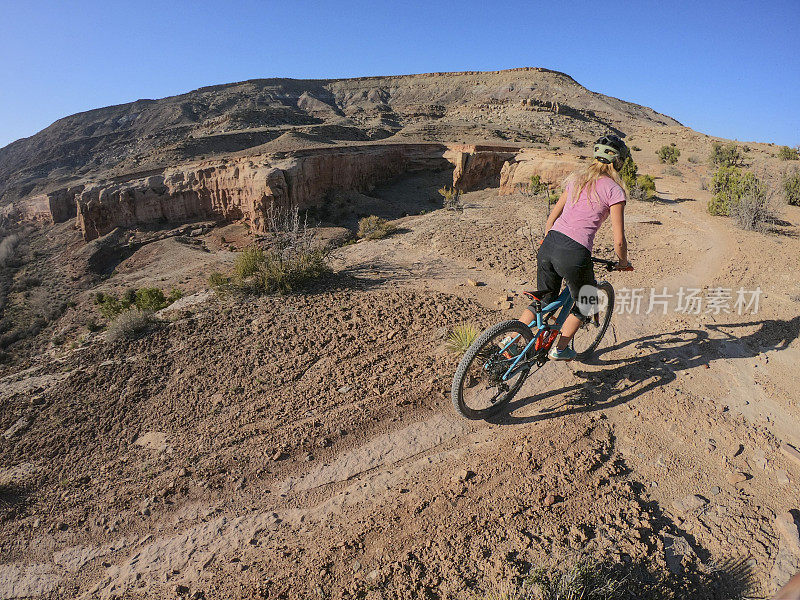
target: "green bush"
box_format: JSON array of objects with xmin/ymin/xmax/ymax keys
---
[
  {"xmin": 707, "ymin": 166, "xmax": 771, "ymax": 232},
  {"xmin": 619, "ymin": 156, "xmax": 638, "ymax": 190},
  {"xmin": 630, "ymin": 145, "xmax": 641, "ymax": 152},
  {"xmin": 357, "ymin": 216, "xmax": 396, "ymax": 240},
  {"xmin": 438, "ymin": 186, "xmax": 463, "ymax": 211},
  {"xmin": 225, "ymin": 244, "xmax": 328, "ymax": 295},
  {"xmin": 657, "ymin": 145, "xmax": 680, "ymax": 164},
  {"xmin": 710, "ymin": 142, "xmax": 743, "ymax": 167},
  {"xmin": 784, "ymin": 170, "xmax": 800, "ymax": 206},
  {"xmin": 94, "ymin": 287, "xmax": 182, "ymax": 319},
  {"xmin": 664, "ymin": 165, "xmax": 682, "ymax": 177},
  {"xmin": 529, "ymin": 174, "xmax": 547, "ymax": 195},
  {"xmin": 630, "ymin": 174, "xmax": 657, "ymax": 201},
  {"xmin": 778, "ymin": 145, "xmax": 799, "ymax": 161}
]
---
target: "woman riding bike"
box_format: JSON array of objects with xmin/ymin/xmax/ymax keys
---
[{"xmin": 517, "ymin": 134, "xmax": 632, "ymax": 361}]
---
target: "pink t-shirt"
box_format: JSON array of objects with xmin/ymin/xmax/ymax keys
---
[{"xmin": 550, "ymin": 176, "xmax": 626, "ymax": 251}]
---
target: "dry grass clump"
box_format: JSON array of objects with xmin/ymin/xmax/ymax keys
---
[
  {"xmin": 446, "ymin": 323, "xmax": 480, "ymax": 355},
  {"xmin": 439, "ymin": 186, "xmax": 463, "ymax": 211},
  {"xmin": 0, "ymin": 234, "xmax": 20, "ymax": 267},
  {"xmin": 106, "ymin": 310, "xmax": 156, "ymax": 343},
  {"xmin": 357, "ymin": 216, "xmax": 396, "ymax": 240},
  {"xmin": 210, "ymin": 205, "xmax": 329, "ymax": 295}
]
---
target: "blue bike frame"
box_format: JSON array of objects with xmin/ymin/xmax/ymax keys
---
[{"xmin": 497, "ymin": 286, "xmax": 574, "ymax": 380}]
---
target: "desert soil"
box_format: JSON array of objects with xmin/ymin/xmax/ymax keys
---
[{"xmin": 2, "ymin": 145, "xmax": 800, "ymax": 600}]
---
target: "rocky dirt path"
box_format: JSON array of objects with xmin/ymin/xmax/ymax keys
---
[{"xmin": 2, "ymin": 184, "xmax": 800, "ymax": 599}]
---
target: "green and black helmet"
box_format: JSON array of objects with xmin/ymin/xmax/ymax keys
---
[{"xmin": 593, "ymin": 135, "xmax": 630, "ymax": 165}]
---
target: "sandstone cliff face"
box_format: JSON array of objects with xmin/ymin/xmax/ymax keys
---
[
  {"xmin": 75, "ymin": 144, "xmax": 460, "ymax": 241},
  {"xmin": 2, "ymin": 185, "xmax": 83, "ymax": 225},
  {"xmin": 447, "ymin": 145, "xmax": 519, "ymax": 191},
  {"xmin": 17, "ymin": 143, "xmax": 572, "ymax": 242},
  {"xmin": 499, "ymin": 149, "xmax": 582, "ymax": 194}
]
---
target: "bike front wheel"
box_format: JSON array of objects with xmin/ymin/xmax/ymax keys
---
[
  {"xmin": 451, "ymin": 320, "xmax": 534, "ymax": 420},
  {"xmin": 572, "ymin": 281, "xmax": 615, "ymax": 360}
]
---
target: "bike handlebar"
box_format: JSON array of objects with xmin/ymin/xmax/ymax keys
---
[{"xmin": 591, "ymin": 257, "xmax": 634, "ymax": 272}]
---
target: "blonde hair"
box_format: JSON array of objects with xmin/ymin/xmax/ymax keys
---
[{"xmin": 564, "ymin": 159, "xmax": 628, "ymax": 205}]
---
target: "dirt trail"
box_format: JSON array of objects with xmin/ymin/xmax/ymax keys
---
[{"xmin": 2, "ymin": 174, "xmax": 800, "ymax": 598}]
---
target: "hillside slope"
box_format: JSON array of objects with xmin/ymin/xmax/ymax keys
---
[{"xmin": 0, "ymin": 68, "xmax": 679, "ymax": 202}]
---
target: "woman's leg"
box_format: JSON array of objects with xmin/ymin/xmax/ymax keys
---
[{"xmin": 556, "ymin": 313, "xmax": 582, "ymax": 350}]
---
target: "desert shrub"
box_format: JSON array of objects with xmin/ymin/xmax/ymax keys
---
[
  {"xmin": 630, "ymin": 174, "xmax": 656, "ymax": 201},
  {"xmin": 729, "ymin": 179, "xmax": 776, "ymax": 231},
  {"xmin": 784, "ymin": 170, "xmax": 800, "ymax": 206},
  {"xmin": 0, "ymin": 234, "xmax": 20, "ymax": 267},
  {"xmin": 657, "ymin": 145, "xmax": 680, "ymax": 164},
  {"xmin": 233, "ymin": 246, "xmax": 265, "ymax": 280},
  {"xmin": 630, "ymin": 145, "xmax": 641, "ymax": 152},
  {"xmin": 710, "ymin": 142, "xmax": 743, "ymax": 167},
  {"xmin": 446, "ymin": 323, "xmax": 480, "ymax": 355},
  {"xmin": 106, "ymin": 310, "xmax": 156, "ymax": 343},
  {"xmin": 529, "ymin": 175, "xmax": 547, "ymax": 195},
  {"xmin": 438, "ymin": 186, "xmax": 463, "ymax": 211},
  {"xmin": 520, "ymin": 559, "xmax": 635, "ymax": 600},
  {"xmin": 357, "ymin": 216, "xmax": 396, "ymax": 240},
  {"xmin": 687, "ymin": 155, "xmax": 700, "ymax": 164},
  {"xmin": 619, "ymin": 156, "xmax": 638, "ymax": 190},
  {"xmin": 778, "ymin": 145, "xmax": 799, "ymax": 161},
  {"xmin": 213, "ymin": 205, "xmax": 329, "ymax": 296},
  {"xmin": 94, "ymin": 286, "xmax": 182, "ymax": 318},
  {"xmin": 708, "ymin": 166, "xmax": 745, "ymax": 216},
  {"xmin": 664, "ymin": 165, "xmax": 682, "ymax": 177},
  {"xmin": 708, "ymin": 166, "xmax": 774, "ymax": 230}
]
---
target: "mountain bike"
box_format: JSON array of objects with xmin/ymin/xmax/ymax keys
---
[{"xmin": 451, "ymin": 257, "xmax": 632, "ymax": 420}]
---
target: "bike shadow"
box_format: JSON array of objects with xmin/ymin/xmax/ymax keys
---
[{"xmin": 489, "ymin": 315, "xmax": 800, "ymax": 425}]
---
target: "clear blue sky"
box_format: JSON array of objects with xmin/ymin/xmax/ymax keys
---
[{"xmin": 1, "ymin": 0, "xmax": 798, "ymax": 149}]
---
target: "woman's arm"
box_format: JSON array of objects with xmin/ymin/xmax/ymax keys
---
[
  {"xmin": 545, "ymin": 189, "xmax": 569, "ymax": 234},
  {"xmin": 609, "ymin": 202, "xmax": 630, "ymax": 267}
]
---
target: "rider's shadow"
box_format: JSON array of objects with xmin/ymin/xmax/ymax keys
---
[{"xmin": 489, "ymin": 315, "xmax": 800, "ymax": 425}]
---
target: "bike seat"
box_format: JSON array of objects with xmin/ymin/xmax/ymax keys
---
[{"xmin": 523, "ymin": 290, "xmax": 551, "ymax": 302}]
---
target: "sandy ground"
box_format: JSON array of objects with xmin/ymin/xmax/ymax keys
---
[{"xmin": 2, "ymin": 147, "xmax": 800, "ymax": 599}]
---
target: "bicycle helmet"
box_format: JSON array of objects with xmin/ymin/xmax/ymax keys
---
[{"xmin": 593, "ymin": 134, "xmax": 630, "ymax": 165}]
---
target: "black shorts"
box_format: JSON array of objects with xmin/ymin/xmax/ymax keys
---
[{"xmin": 531, "ymin": 230, "xmax": 596, "ymax": 317}]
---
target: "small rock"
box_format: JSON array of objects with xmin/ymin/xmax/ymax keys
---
[
  {"xmin": 672, "ymin": 494, "xmax": 708, "ymax": 514},
  {"xmin": 543, "ymin": 493, "xmax": 557, "ymax": 507},
  {"xmin": 466, "ymin": 279, "xmax": 481, "ymax": 287},
  {"xmin": 271, "ymin": 450, "xmax": 286, "ymax": 461},
  {"xmin": 776, "ymin": 470, "xmax": 790, "ymax": 485},
  {"xmin": 752, "ymin": 450, "xmax": 768, "ymax": 471},
  {"xmin": 337, "ymin": 385, "xmax": 351, "ymax": 394},
  {"xmin": 711, "ymin": 486, "xmax": 721, "ymax": 496},
  {"xmin": 774, "ymin": 512, "xmax": 800, "ymax": 555},
  {"xmin": 780, "ymin": 444, "xmax": 800, "ymax": 468},
  {"xmin": 726, "ymin": 470, "xmax": 749, "ymax": 485},
  {"xmin": 56, "ymin": 522, "xmax": 68, "ymax": 531},
  {"xmin": 2, "ymin": 416, "xmax": 32, "ymax": 440},
  {"xmin": 500, "ymin": 301, "xmax": 512, "ymax": 310},
  {"xmin": 175, "ymin": 584, "xmax": 190, "ymax": 595},
  {"xmin": 452, "ymin": 469, "xmax": 475, "ymax": 483}
]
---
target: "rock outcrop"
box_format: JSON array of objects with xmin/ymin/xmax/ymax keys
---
[
  {"xmin": 499, "ymin": 149, "xmax": 582, "ymax": 194},
  {"xmin": 447, "ymin": 145, "xmax": 519, "ymax": 191},
  {"xmin": 75, "ymin": 144, "xmax": 461, "ymax": 241}
]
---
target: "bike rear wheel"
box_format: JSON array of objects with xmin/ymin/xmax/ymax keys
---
[
  {"xmin": 572, "ymin": 281, "xmax": 614, "ymax": 360},
  {"xmin": 451, "ymin": 320, "xmax": 534, "ymax": 420}
]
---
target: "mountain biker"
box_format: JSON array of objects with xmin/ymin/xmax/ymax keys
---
[{"xmin": 517, "ymin": 134, "xmax": 632, "ymax": 361}]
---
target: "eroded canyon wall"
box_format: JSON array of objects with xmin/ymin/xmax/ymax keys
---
[{"xmin": 12, "ymin": 143, "xmax": 545, "ymax": 241}]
